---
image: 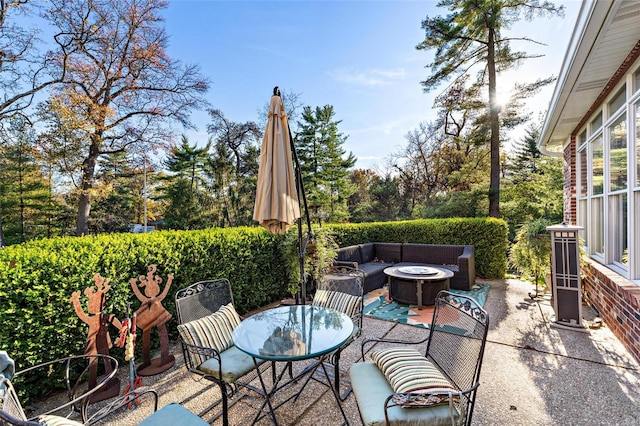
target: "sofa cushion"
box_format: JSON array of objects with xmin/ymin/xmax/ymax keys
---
[
  {"xmin": 359, "ymin": 243, "xmax": 375, "ymax": 263},
  {"xmin": 177, "ymin": 303, "xmax": 241, "ymax": 367},
  {"xmin": 138, "ymin": 403, "xmax": 209, "ymax": 426},
  {"xmin": 374, "ymin": 243, "xmax": 403, "ymax": 263},
  {"xmin": 357, "ymin": 261, "xmax": 392, "ymax": 277},
  {"xmin": 337, "ymin": 245, "xmax": 362, "ymax": 264},
  {"xmin": 370, "ymin": 347, "xmax": 458, "ymax": 397}
]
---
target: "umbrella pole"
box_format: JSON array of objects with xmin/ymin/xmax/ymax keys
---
[{"xmin": 288, "ymin": 124, "xmax": 312, "ymax": 304}]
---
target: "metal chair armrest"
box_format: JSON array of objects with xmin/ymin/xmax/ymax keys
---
[
  {"xmin": 360, "ymin": 335, "xmax": 430, "ymax": 360},
  {"xmin": 0, "ymin": 408, "xmax": 42, "ymax": 426},
  {"xmin": 14, "ymin": 354, "xmax": 119, "ymax": 420}
]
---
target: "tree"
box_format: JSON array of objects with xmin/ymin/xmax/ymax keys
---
[
  {"xmin": 0, "ymin": 117, "xmax": 52, "ymax": 245},
  {"xmin": 501, "ymin": 122, "xmax": 563, "ymax": 240},
  {"xmin": 42, "ymin": 0, "xmax": 209, "ymax": 236},
  {"xmin": 296, "ymin": 105, "xmax": 356, "ymax": 222},
  {"xmin": 0, "ymin": 0, "xmax": 71, "ymax": 123},
  {"xmin": 417, "ymin": 0, "xmax": 563, "ymax": 217},
  {"xmin": 206, "ymin": 108, "xmax": 261, "ymax": 227}
]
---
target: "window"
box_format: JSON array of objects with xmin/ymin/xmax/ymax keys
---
[
  {"xmin": 591, "ymin": 135, "xmax": 603, "ymax": 195},
  {"xmin": 579, "ymin": 147, "xmax": 588, "ymax": 197},
  {"xmin": 608, "ymin": 85, "xmax": 626, "ymax": 118},
  {"xmin": 609, "ymin": 116, "xmax": 627, "ymax": 191},
  {"xmin": 636, "ymin": 100, "xmax": 640, "ymax": 188},
  {"xmin": 609, "ymin": 193, "xmax": 628, "ymax": 265},
  {"xmin": 591, "ymin": 197, "xmax": 604, "ymax": 255},
  {"xmin": 590, "ymin": 112, "xmax": 602, "ymax": 134},
  {"xmin": 575, "ymin": 65, "xmax": 639, "ymax": 280}
]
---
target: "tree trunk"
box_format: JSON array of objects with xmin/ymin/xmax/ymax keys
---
[
  {"xmin": 76, "ymin": 141, "xmax": 100, "ymax": 236},
  {"xmin": 487, "ymin": 27, "xmax": 501, "ymax": 218}
]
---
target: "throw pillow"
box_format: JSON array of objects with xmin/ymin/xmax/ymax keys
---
[
  {"xmin": 370, "ymin": 347, "xmax": 458, "ymax": 398},
  {"xmin": 177, "ymin": 303, "xmax": 241, "ymax": 367}
]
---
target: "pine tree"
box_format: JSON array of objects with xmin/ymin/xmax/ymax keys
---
[{"xmin": 296, "ymin": 105, "xmax": 356, "ymax": 223}]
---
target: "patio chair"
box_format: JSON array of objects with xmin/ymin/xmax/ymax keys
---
[
  {"xmin": 174, "ymin": 279, "xmax": 268, "ymax": 426},
  {"xmin": 0, "ymin": 354, "xmax": 120, "ymax": 426},
  {"xmin": 350, "ymin": 290, "xmax": 489, "ymax": 426},
  {"xmin": 308, "ymin": 264, "xmax": 364, "ymax": 400}
]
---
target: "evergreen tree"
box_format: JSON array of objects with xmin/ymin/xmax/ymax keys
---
[
  {"xmin": 417, "ymin": 0, "xmax": 563, "ymax": 218},
  {"xmin": 296, "ymin": 105, "xmax": 356, "ymax": 222},
  {"xmin": 0, "ymin": 118, "xmax": 52, "ymax": 245}
]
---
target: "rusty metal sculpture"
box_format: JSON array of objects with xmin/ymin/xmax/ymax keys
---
[
  {"xmin": 129, "ymin": 265, "xmax": 175, "ymax": 376},
  {"xmin": 70, "ymin": 274, "xmax": 121, "ymax": 402}
]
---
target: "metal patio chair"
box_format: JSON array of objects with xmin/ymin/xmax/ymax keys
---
[
  {"xmin": 174, "ymin": 279, "xmax": 268, "ymax": 426},
  {"xmin": 307, "ymin": 264, "xmax": 364, "ymax": 400},
  {"xmin": 350, "ymin": 290, "xmax": 489, "ymax": 426},
  {"xmin": 0, "ymin": 354, "xmax": 120, "ymax": 426}
]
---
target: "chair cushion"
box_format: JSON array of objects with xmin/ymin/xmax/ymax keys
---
[
  {"xmin": 370, "ymin": 347, "xmax": 457, "ymax": 396},
  {"xmin": 138, "ymin": 403, "xmax": 209, "ymax": 425},
  {"xmin": 177, "ymin": 303, "xmax": 241, "ymax": 367},
  {"xmin": 350, "ymin": 362, "xmax": 458, "ymax": 426},
  {"xmin": 37, "ymin": 415, "xmax": 84, "ymax": 426},
  {"xmin": 312, "ymin": 289, "xmax": 361, "ymax": 318},
  {"xmin": 198, "ymin": 345, "xmax": 263, "ymax": 383}
]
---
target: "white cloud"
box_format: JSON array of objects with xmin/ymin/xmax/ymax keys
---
[{"xmin": 327, "ymin": 67, "xmax": 406, "ymax": 87}]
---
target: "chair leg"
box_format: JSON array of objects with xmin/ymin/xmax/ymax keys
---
[{"xmin": 219, "ymin": 382, "xmax": 229, "ymax": 426}]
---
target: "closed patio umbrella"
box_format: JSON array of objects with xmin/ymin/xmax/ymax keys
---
[
  {"xmin": 254, "ymin": 87, "xmax": 312, "ymax": 302},
  {"xmin": 253, "ymin": 89, "xmax": 301, "ymax": 234}
]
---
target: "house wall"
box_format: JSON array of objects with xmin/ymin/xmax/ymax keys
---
[
  {"xmin": 582, "ymin": 260, "xmax": 640, "ymax": 362},
  {"xmin": 564, "ymin": 130, "xmax": 640, "ymax": 364}
]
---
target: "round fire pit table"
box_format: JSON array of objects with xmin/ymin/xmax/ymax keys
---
[{"xmin": 383, "ymin": 264, "xmax": 454, "ymax": 309}]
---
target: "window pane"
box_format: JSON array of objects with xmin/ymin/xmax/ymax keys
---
[
  {"xmin": 591, "ymin": 135, "xmax": 603, "ymax": 195},
  {"xmin": 590, "ymin": 112, "xmax": 602, "ymax": 133},
  {"xmin": 579, "ymin": 147, "xmax": 588, "ymax": 197},
  {"xmin": 578, "ymin": 199, "xmax": 588, "ymax": 249},
  {"xmin": 635, "ymin": 68, "xmax": 640, "ymax": 93},
  {"xmin": 608, "ymin": 85, "xmax": 626, "ymax": 118},
  {"xmin": 578, "ymin": 129, "xmax": 587, "ymax": 146},
  {"xmin": 591, "ymin": 197, "xmax": 604, "ymax": 255},
  {"xmin": 609, "ymin": 193, "xmax": 628, "ymax": 266},
  {"xmin": 636, "ymin": 101, "xmax": 640, "ymax": 187},
  {"xmin": 609, "ymin": 116, "xmax": 627, "ymax": 191}
]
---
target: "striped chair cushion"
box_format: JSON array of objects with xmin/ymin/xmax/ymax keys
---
[
  {"xmin": 37, "ymin": 415, "xmax": 84, "ymax": 426},
  {"xmin": 177, "ymin": 303, "xmax": 241, "ymax": 367},
  {"xmin": 370, "ymin": 347, "xmax": 458, "ymax": 397},
  {"xmin": 312, "ymin": 289, "xmax": 361, "ymax": 318}
]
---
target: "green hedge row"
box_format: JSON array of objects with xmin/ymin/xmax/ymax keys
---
[
  {"xmin": 0, "ymin": 227, "xmax": 291, "ymax": 400},
  {"xmin": 328, "ymin": 217, "xmax": 508, "ymax": 279}
]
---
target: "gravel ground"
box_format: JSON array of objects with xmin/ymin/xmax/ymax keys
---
[{"xmin": 27, "ymin": 278, "xmax": 640, "ymax": 425}]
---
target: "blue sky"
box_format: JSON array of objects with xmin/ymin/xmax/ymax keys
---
[{"xmin": 163, "ymin": 0, "xmax": 581, "ymax": 170}]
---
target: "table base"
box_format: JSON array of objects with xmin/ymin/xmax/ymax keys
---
[{"xmin": 251, "ymin": 356, "xmax": 349, "ymax": 426}]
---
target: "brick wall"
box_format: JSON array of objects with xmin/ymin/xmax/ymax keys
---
[
  {"xmin": 582, "ymin": 259, "xmax": 640, "ymax": 363},
  {"xmin": 563, "ymin": 136, "xmax": 577, "ymax": 224}
]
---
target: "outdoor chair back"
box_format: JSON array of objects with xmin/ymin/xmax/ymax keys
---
[
  {"xmin": 174, "ymin": 279, "xmax": 265, "ymax": 426},
  {"xmin": 350, "ymin": 290, "xmax": 489, "ymax": 426}
]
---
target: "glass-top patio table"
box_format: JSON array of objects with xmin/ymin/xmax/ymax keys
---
[{"xmin": 232, "ymin": 305, "xmax": 352, "ymax": 425}]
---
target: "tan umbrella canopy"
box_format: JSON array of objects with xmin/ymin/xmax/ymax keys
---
[{"xmin": 253, "ymin": 90, "xmax": 301, "ymax": 234}]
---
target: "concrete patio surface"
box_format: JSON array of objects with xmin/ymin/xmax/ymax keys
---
[{"xmin": 64, "ymin": 278, "xmax": 639, "ymax": 425}]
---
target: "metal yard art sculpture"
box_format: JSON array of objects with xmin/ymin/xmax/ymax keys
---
[{"xmin": 129, "ymin": 264, "xmax": 175, "ymax": 375}]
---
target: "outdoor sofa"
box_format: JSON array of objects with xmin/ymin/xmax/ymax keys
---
[{"xmin": 334, "ymin": 242, "xmax": 475, "ymax": 293}]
